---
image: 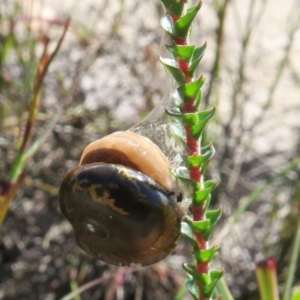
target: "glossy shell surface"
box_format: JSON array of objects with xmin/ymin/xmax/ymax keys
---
[
  {"xmin": 79, "ymin": 131, "xmax": 174, "ymax": 190},
  {"xmin": 59, "ymin": 163, "xmax": 181, "ymax": 267}
]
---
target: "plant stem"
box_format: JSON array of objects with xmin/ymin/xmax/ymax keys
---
[
  {"xmin": 60, "ymin": 269, "xmax": 137, "ymax": 300},
  {"xmin": 282, "ymin": 201, "xmax": 300, "ymax": 300},
  {"xmin": 160, "ymin": 1, "xmax": 221, "ymax": 298},
  {"xmin": 0, "ymin": 19, "xmax": 69, "ymax": 226},
  {"xmin": 213, "ymin": 157, "xmax": 300, "ymax": 245},
  {"xmin": 255, "ymin": 257, "xmax": 280, "ymax": 300},
  {"xmin": 170, "ymin": 6, "xmax": 210, "ymax": 300},
  {"xmin": 204, "ymin": 0, "xmax": 230, "ymax": 108}
]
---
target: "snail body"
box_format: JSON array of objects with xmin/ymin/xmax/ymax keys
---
[{"xmin": 59, "ymin": 131, "xmax": 182, "ymax": 267}]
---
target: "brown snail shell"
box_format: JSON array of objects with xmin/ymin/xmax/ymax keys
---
[
  {"xmin": 79, "ymin": 131, "xmax": 174, "ymax": 190},
  {"xmin": 59, "ymin": 131, "xmax": 182, "ymax": 267}
]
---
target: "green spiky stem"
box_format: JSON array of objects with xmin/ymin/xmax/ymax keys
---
[
  {"xmin": 170, "ymin": 8, "xmax": 209, "ymax": 281},
  {"xmin": 171, "ymin": 13, "xmax": 209, "ymax": 300},
  {"xmin": 160, "ymin": 1, "xmax": 222, "ymax": 299}
]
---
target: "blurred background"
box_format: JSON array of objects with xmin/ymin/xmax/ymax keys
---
[{"xmin": 0, "ymin": 0, "xmax": 300, "ymax": 299}]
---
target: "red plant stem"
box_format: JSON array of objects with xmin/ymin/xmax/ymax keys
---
[
  {"xmin": 0, "ymin": 20, "xmax": 70, "ymax": 227},
  {"xmin": 171, "ymin": 11, "xmax": 210, "ymax": 300},
  {"xmin": 256, "ymin": 256, "xmax": 277, "ymax": 271},
  {"xmin": 105, "ymin": 269, "xmax": 127, "ymax": 300}
]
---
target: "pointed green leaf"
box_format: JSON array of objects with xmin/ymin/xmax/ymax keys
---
[
  {"xmin": 193, "ymin": 246, "xmax": 220, "ymax": 264},
  {"xmin": 189, "ymin": 42, "xmax": 207, "ymax": 77},
  {"xmin": 191, "ymin": 116, "xmax": 209, "ymax": 139},
  {"xmin": 194, "ymin": 272, "xmax": 210, "ymax": 287},
  {"xmin": 191, "ymin": 180, "xmax": 202, "ymax": 193},
  {"xmin": 203, "ymin": 270, "xmax": 224, "ymax": 298},
  {"xmin": 186, "ymin": 275, "xmax": 199, "ymax": 300},
  {"xmin": 174, "ymin": 2, "xmax": 202, "ymax": 38},
  {"xmin": 185, "ymin": 216, "xmax": 211, "ymax": 234},
  {"xmin": 203, "ymin": 208, "xmax": 222, "ymax": 240},
  {"xmin": 181, "ymin": 219, "xmax": 193, "ymax": 239},
  {"xmin": 160, "ymin": 0, "xmax": 184, "ymax": 17},
  {"xmin": 211, "ymin": 270, "xmax": 224, "ymax": 281},
  {"xmin": 201, "ymin": 143, "xmax": 215, "ymax": 160},
  {"xmin": 194, "ymin": 181, "xmax": 218, "ymax": 207},
  {"xmin": 177, "ymin": 76, "xmax": 205, "ymax": 103},
  {"xmin": 203, "ymin": 229, "xmax": 213, "ymax": 241},
  {"xmin": 182, "ymin": 263, "xmax": 197, "ymax": 275},
  {"xmin": 184, "ymin": 144, "xmax": 215, "ymax": 168},
  {"xmin": 195, "ymin": 88, "xmax": 203, "ymax": 109},
  {"xmin": 161, "ymin": 14, "xmax": 174, "ymax": 36},
  {"xmin": 194, "ymin": 191, "xmax": 210, "ymax": 206},
  {"xmin": 160, "ymin": 57, "xmax": 186, "ymax": 85},
  {"xmin": 182, "ymin": 113, "xmax": 199, "ymax": 126},
  {"xmin": 167, "ymin": 44, "xmax": 196, "ymax": 61},
  {"xmin": 182, "ymin": 264, "xmax": 210, "ymax": 286},
  {"xmin": 204, "ymin": 180, "xmax": 218, "ymax": 190},
  {"xmin": 200, "ymin": 143, "xmax": 216, "ymax": 174},
  {"xmin": 165, "ymin": 107, "xmax": 183, "ymax": 118},
  {"xmin": 204, "ymin": 193, "xmax": 212, "ymax": 212},
  {"xmin": 185, "ymin": 154, "xmax": 207, "ymax": 168},
  {"xmin": 206, "ymin": 208, "xmax": 222, "ymax": 226},
  {"xmin": 176, "ymin": 44, "xmax": 196, "ymax": 60},
  {"xmin": 198, "ymin": 107, "xmax": 216, "ymax": 122},
  {"xmin": 181, "ymin": 221, "xmax": 199, "ymax": 249},
  {"xmin": 190, "ymin": 106, "xmax": 216, "ymax": 140},
  {"xmin": 191, "ymin": 219, "xmax": 211, "ymax": 233}
]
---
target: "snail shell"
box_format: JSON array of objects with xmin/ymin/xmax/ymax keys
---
[
  {"xmin": 59, "ymin": 131, "xmax": 182, "ymax": 267},
  {"xmin": 79, "ymin": 131, "xmax": 174, "ymax": 190}
]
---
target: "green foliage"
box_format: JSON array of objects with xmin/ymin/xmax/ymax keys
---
[
  {"xmin": 159, "ymin": 57, "xmax": 186, "ymax": 84},
  {"xmin": 189, "ymin": 107, "xmax": 216, "ymax": 140},
  {"xmin": 174, "ymin": 2, "xmax": 201, "ymax": 37},
  {"xmin": 189, "ymin": 43, "xmax": 207, "ymax": 77},
  {"xmin": 2, "ymin": 1, "xmax": 299, "ymax": 300},
  {"xmin": 255, "ymin": 257, "xmax": 280, "ymax": 300},
  {"xmin": 291, "ymin": 287, "xmax": 300, "ymax": 300},
  {"xmin": 186, "ymin": 274, "xmax": 200, "ymax": 300},
  {"xmin": 167, "ymin": 44, "xmax": 196, "ymax": 61},
  {"xmin": 213, "ymin": 278, "xmax": 234, "ymax": 300},
  {"xmin": 185, "ymin": 144, "xmax": 215, "ymax": 169},
  {"xmin": 0, "ymin": 10, "xmax": 69, "ymax": 226},
  {"xmin": 193, "ymin": 246, "xmax": 219, "ymax": 264},
  {"xmin": 160, "ymin": 1, "xmax": 221, "ymax": 299},
  {"xmin": 160, "ymin": 0, "xmax": 185, "ymax": 17},
  {"xmin": 177, "ymin": 76, "xmax": 205, "ymax": 103},
  {"xmin": 194, "ymin": 181, "xmax": 218, "ymax": 206}
]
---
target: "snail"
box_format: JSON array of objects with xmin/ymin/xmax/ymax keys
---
[{"xmin": 59, "ymin": 131, "xmax": 183, "ymax": 267}]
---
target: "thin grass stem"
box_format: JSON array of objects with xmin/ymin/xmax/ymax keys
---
[
  {"xmin": 60, "ymin": 269, "xmax": 137, "ymax": 300},
  {"xmin": 214, "ymin": 157, "xmax": 300, "ymax": 245}
]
